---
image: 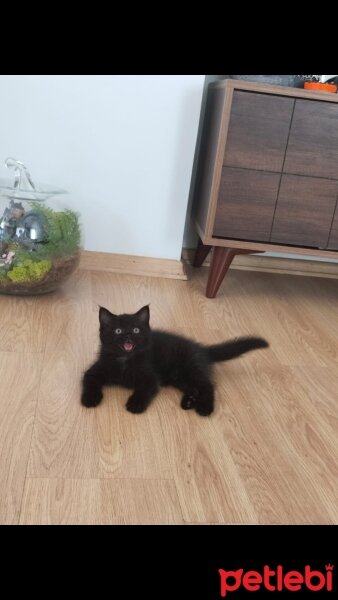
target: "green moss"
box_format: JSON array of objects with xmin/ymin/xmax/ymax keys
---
[
  {"xmin": 29, "ymin": 202, "xmax": 81, "ymax": 257},
  {"xmin": 7, "ymin": 259, "xmax": 51, "ymax": 283},
  {"xmin": 7, "ymin": 266, "xmax": 27, "ymax": 283},
  {"xmin": 0, "ymin": 272, "xmax": 9, "ymax": 286},
  {"xmin": 7, "ymin": 245, "xmax": 30, "ymax": 264}
]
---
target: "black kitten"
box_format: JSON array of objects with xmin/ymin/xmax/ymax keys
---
[{"xmin": 81, "ymin": 305, "xmax": 268, "ymax": 416}]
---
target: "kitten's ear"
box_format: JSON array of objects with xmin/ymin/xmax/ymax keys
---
[
  {"xmin": 136, "ymin": 305, "xmax": 150, "ymax": 325},
  {"xmin": 99, "ymin": 306, "xmax": 115, "ymax": 327}
]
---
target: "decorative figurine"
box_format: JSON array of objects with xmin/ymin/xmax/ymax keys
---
[{"xmin": 0, "ymin": 250, "xmax": 15, "ymax": 267}]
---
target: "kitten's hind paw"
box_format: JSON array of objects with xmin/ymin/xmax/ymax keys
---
[
  {"xmin": 180, "ymin": 394, "xmax": 196, "ymax": 410},
  {"xmin": 81, "ymin": 389, "xmax": 103, "ymax": 408},
  {"xmin": 126, "ymin": 394, "xmax": 148, "ymax": 414},
  {"xmin": 195, "ymin": 403, "xmax": 213, "ymax": 417}
]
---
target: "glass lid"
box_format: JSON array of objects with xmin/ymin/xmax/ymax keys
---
[{"xmin": 0, "ymin": 158, "xmax": 67, "ymax": 201}]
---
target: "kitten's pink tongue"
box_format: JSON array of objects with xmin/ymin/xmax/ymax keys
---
[{"xmin": 123, "ymin": 342, "xmax": 134, "ymax": 352}]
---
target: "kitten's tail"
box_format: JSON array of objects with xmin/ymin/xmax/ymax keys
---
[{"xmin": 206, "ymin": 337, "xmax": 268, "ymax": 363}]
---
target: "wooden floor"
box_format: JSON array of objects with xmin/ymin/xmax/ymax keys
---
[{"xmin": 1, "ymin": 263, "xmax": 337, "ymax": 524}]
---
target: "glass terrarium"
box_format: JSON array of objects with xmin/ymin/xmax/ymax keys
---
[{"xmin": 0, "ymin": 158, "xmax": 81, "ymax": 295}]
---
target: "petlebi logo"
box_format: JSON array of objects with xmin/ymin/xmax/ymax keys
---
[{"xmin": 218, "ymin": 564, "xmax": 334, "ymax": 596}]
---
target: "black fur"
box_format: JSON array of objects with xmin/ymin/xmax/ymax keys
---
[{"xmin": 81, "ymin": 305, "xmax": 269, "ymax": 416}]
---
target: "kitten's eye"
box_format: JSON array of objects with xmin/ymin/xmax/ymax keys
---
[
  {"xmin": 133, "ymin": 327, "xmax": 140, "ymax": 334},
  {"xmin": 114, "ymin": 328, "xmax": 122, "ymax": 334}
]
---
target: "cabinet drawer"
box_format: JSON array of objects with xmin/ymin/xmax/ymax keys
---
[
  {"xmin": 213, "ymin": 167, "xmax": 279, "ymax": 241},
  {"xmin": 270, "ymin": 175, "xmax": 338, "ymax": 248},
  {"xmin": 223, "ymin": 91, "xmax": 294, "ymax": 172},
  {"xmin": 284, "ymin": 99, "xmax": 338, "ymax": 179}
]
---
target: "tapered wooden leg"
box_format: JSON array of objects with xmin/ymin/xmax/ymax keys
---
[
  {"xmin": 193, "ymin": 237, "xmax": 212, "ymax": 267},
  {"xmin": 206, "ymin": 247, "xmax": 237, "ymax": 298},
  {"xmin": 204, "ymin": 246, "xmax": 264, "ymax": 298}
]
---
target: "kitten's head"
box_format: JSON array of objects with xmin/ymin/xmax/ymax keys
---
[{"xmin": 99, "ymin": 305, "xmax": 150, "ymax": 356}]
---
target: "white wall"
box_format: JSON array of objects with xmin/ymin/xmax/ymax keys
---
[{"xmin": 0, "ymin": 75, "xmax": 204, "ymax": 260}]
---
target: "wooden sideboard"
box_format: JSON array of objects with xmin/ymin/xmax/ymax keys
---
[{"xmin": 192, "ymin": 79, "xmax": 338, "ymax": 297}]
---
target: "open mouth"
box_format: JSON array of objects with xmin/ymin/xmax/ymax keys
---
[{"xmin": 121, "ymin": 342, "xmax": 135, "ymax": 352}]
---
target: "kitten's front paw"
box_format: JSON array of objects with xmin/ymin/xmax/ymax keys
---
[
  {"xmin": 126, "ymin": 394, "xmax": 147, "ymax": 414},
  {"xmin": 81, "ymin": 389, "xmax": 103, "ymax": 408},
  {"xmin": 181, "ymin": 394, "xmax": 196, "ymax": 410},
  {"xmin": 195, "ymin": 402, "xmax": 213, "ymax": 417}
]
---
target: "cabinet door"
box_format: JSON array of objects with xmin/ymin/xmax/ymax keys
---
[
  {"xmin": 270, "ymin": 175, "xmax": 338, "ymax": 248},
  {"xmin": 223, "ymin": 91, "xmax": 294, "ymax": 172},
  {"xmin": 284, "ymin": 99, "xmax": 338, "ymax": 179},
  {"xmin": 213, "ymin": 167, "xmax": 279, "ymax": 241},
  {"xmin": 327, "ymin": 206, "xmax": 338, "ymax": 250}
]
